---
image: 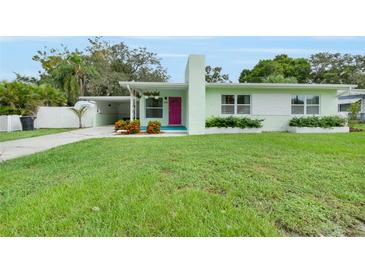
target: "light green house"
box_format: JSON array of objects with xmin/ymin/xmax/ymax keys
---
[{"xmin": 81, "ymin": 55, "xmax": 355, "ymax": 134}]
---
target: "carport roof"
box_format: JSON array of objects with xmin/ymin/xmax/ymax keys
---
[
  {"xmin": 119, "ymin": 81, "xmax": 188, "ymax": 91},
  {"xmin": 79, "ymin": 96, "xmax": 132, "ymax": 102}
]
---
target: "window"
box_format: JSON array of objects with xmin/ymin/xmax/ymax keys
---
[
  {"xmin": 146, "ymin": 98, "xmax": 163, "ymax": 118},
  {"xmin": 221, "ymin": 95, "xmax": 235, "ymax": 114},
  {"xmin": 221, "ymin": 95, "xmax": 251, "ymax": 114},
  {"xmin": 291, "ymin": 95, "xmax": 320, "ymax": 115},
  {"xmin": 237, "ymin": 95, "xmax": 250, "ymax": 114}
]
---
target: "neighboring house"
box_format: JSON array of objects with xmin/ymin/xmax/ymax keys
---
[
  {"xmin": 338, "ymin": 89, "xmax": 365, "ymax": 121},
  {"xmin": 80, "ymin": 55, "xmax": 355, "ymax": 134}
]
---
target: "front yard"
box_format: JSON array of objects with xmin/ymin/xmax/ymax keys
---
[
  {"xmin": 0, "ymin": 128, "xmax": 73, "ymax": 142},
  {"xmin": 0, "ymin": 132, "xmax": 364, "ymax": 236}
]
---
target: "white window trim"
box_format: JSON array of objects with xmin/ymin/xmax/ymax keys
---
[
  {"xmin": 145, "ymin": 97, "xmax": 163, "ymax": 119},
  {"xmin": 221, "ymin": 94, "xmax": 251, "ymax": 115},
  {"xmin": 291, "ymin": 95, "xmax": 321, "ymax": 116}
]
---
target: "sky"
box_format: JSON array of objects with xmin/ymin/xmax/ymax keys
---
[{"xmin": 1, "ymin": 36, "xmax": 365, "ymax": 83}]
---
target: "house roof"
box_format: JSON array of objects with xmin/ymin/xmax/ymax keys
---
[
  {"xmin": 119, "ymin": 81, "xmax": 357, "ymax": 90},
  {"xmin": 338, "ymin": 98, "xmax": 362, "ymax": 105}
]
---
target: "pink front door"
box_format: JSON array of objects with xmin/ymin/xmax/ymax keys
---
[{"xmin": 168, "ymin": 97, "xmax": 182, "ymax": 125}]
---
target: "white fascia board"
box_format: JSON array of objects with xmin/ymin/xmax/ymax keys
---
[
  {"xmin": 206, "ymin": 83, "xmax": 357, "ymax": 89},
  {"xmin": 119, "ymin": 81, "xmax": 188, "ymax": 90}
]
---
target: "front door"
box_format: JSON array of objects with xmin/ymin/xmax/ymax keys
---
[{"xmin": 168, "ymin": 97, "xmax": 182, "ymax": 125}]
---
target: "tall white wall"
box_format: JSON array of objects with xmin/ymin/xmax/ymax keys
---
[
  {"xmin": 185, "ymin": 55, "xmax": 206, "ymax": 134},
  {"xmin": 35, "ymin": 106, "xmax": 96, "ymax": 128}
]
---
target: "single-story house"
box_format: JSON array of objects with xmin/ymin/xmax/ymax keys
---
[
  {"xmin": 80, "ymin": 55, "xmax": 356, "ymax": 134},
  {"xmin": 338, "ymin": 89, "xmax": 365, "ymax": 121}
]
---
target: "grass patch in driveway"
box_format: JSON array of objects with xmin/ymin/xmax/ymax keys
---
[{"xmin": 0, "ymin": 132, "xmax": 364, "ymax": 236}]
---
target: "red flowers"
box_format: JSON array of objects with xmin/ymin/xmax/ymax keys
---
[
  {"xmin": 114, "ymin": 119, "xmax": 140, "ymax": 134},
  {"xmin": 147, "ymin": 120, "xmax": 161, "ymax": 134}
]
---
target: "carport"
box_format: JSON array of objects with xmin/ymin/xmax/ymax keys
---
[{"xmin": 79, "ymin": 96, "xmax": 139, "ymax": 126}]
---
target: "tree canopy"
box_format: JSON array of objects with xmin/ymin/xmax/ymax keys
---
[
  {"xmin": 310, "ymin": 53, "xmax": 365, "ymax": 88},
  {"xmin": 239, "ymin": 54, "xmax": 311, "ymax": 83},
  {"xmin": 205, "ymin": 66, "xmax": 231, "ymax": 83},
  {"xmin": 31, "ymin": 37, "xmax": 169, "ymax": 105},
  {"xmin": 238, "ymin": 53, "xmax": 365, "ymax": 88}
]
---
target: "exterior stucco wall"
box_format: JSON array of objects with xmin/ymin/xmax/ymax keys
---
[
  {"xmin": 95, "ymin": 101, "xmax": 131, "ymax": 126},
  {"xmin": 139, "ymin": 90, "xmax": 187, "ymax": 127},
  {"xmin": 205, "ymin": 87, "xmax": 338, "ymax": 131},
  {"xmin": 186, "ymin": 55, "xmax": 206, "ymax": 134}
]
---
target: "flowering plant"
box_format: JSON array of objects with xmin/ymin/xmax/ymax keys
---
[{"xmin": 147, "ymin": 120, "xmax": 161, "ymax": 134}]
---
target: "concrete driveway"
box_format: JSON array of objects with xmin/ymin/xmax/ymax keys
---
[
  {"xmin": 0, "ymin": 126, "xmax": 114, "ymax": 162},
  {"xmin": 0, "ymin": 126, "xmax": 187, "ymax": 161}
]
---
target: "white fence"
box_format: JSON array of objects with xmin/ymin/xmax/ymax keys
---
[
  {"xmin": 35, "ymin": 106, "xmax": 96, "ymax": 129},
  {"xmin": 0, "ymin": 105, "xmax": 97, "ymax": 131},
  {"xmin": 0, "ymin": 115, "xmax": 22, "ymax": 132}
]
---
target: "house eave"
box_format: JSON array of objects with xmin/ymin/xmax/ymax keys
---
[{"xmin": 206, "ymin": 83, "xmax": 357, "ymax": 89}]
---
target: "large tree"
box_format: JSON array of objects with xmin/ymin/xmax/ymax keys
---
[
  {"xmin": 85, "ymin": 37, "xmax": 169, "ymax": 96},
  {"xmin": 310, "ymin": 53, "xmax": 365, "ymax": 88},
  {"xmin": 32, "ymin": 37, "xmax": 169, "ymax": 104},
  {"xmin": 239, "ymin": 54, "xmax": 311, "ymax": 83},
  {"xmin": 205, "ymin": 66, "xmax": 231, "ymax": 83}
]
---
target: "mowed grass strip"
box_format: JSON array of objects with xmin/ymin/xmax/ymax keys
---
[
  {"xmin": 0, "ymin": 128, "xmax": 74, "ymax": 142},
  {"xmin": 0, "ymin": 132, "xmax": 364, "ymax": 236}
]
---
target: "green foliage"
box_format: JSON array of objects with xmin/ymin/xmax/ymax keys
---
[
  {"xmin": 147, "ymin": 120, "xmax": 161, "ymax": 134},
  {"xmin": 289, "ymin": 116, "xmax": 347, "ymax": 128},
  {"xmin": 206, "ymin": 116, "xmax": 263, "ymax": 128},
  {"xmin": 239, "ymin": 54, "xmax": 311, "ymax": 83},
  {"xmin": 310, "ymin": 53, "xmax": 365, "ymax": 88},
  {"xmin": 69, "ymin": 106, "xmax": 88, "ymax": 128},
  {"xmin": 31, "ymin": 37, "xmax": 169, "ymax": 103},
  {"xmin": 205, "ymin": 66, "xmax": 230, "ymax": 83},
  {"xmin": 349, "ymin": 101, "xmax": 361, "ymax": 120},
  {"xmin": 262, "ymin": 74, "xmax": 298, "ymax": 83},
  {"xmin": 0, "ymin": 80, "xmax": 66, "ymax": 116}
]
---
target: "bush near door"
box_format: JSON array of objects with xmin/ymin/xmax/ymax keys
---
[{"xmin": 146, "ymin": 120, "xmax": 161, "ymax": 134}]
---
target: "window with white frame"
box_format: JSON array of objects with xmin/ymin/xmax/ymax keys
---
[
  {"xmin": 291, "ymin": 95, "xmax": 320, "ymax": 115},
  {"xmin": 146, "ymin": 98, "xmax": 163, "ymax": 118},
  {"xmin": 221, "ymin": 95, "xmax": 251, "ymax": 114}
]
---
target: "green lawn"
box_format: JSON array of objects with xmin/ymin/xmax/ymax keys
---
[
  {"xmin": 352, "ymin": 122, "xmax": 365, "ymax": 130},
  {"xmin": 0, "ymin": 128, "xmax": 74, "ymax": 142},
  {"xmin": 0, "ymin": 132, "xmax": 364, "ymax": 236}
]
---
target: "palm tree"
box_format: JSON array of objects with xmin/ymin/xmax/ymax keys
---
[{"xmin": 69, "ymin": 106, "xmax": 88, "ymax": 128}]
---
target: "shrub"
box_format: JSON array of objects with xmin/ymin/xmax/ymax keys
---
[
  {"xmin": 205, "ymin": 116, "xmax": 263, "ymax": 128},
  {"xmin": 147, "ymin": 120, "xmax": 161, "ymax": 134},
  {"xmin": 125, "ymin": 120, "xmax": 140, "ymax": 134},
  {"xmin": 0, "ymin": 106, "xmax": 19, "ymax": 115},
  {"xmin": 289, "ymin": 116, "xmax": 347, "ymax": 128},
  {"xmin": 0, "ymin": 80, "xmax": 66, "ymax": 116},
  {"xmin": 115, "ymin": 119, "xmax": 127, "ymax": 130},
  {"xmin": 349, "ymin": 101, "xmax": 361, "ymax": 120}
]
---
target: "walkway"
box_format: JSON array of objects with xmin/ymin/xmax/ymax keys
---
[{"xmin": 0, "ymin": 126, "xmax": 187, "ymax": 162}]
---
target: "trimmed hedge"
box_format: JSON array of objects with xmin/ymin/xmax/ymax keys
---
[
  {"xmin": 289, "ymin": 116, "xmax": 347, "ymax": 128},
  {"xmin": 206, "ymin": 116, "xmax": 263, "ymax": 128}
]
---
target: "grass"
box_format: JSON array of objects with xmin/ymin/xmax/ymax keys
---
[
  {"xmin": 0, "ymin": 128, "xmax": 74, "ymax": 142},
  {"xmin": 351, "ymin": 122, "xmax": 365, "ymax": 130},
  {"xmin": 0, "ymin": 132, "xmax": 364, "ymax": 236}
]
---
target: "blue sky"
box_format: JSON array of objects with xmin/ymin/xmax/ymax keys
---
[{"xmin": 1, "ymin": 36, "xmax": 365, "ymax": 83}]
